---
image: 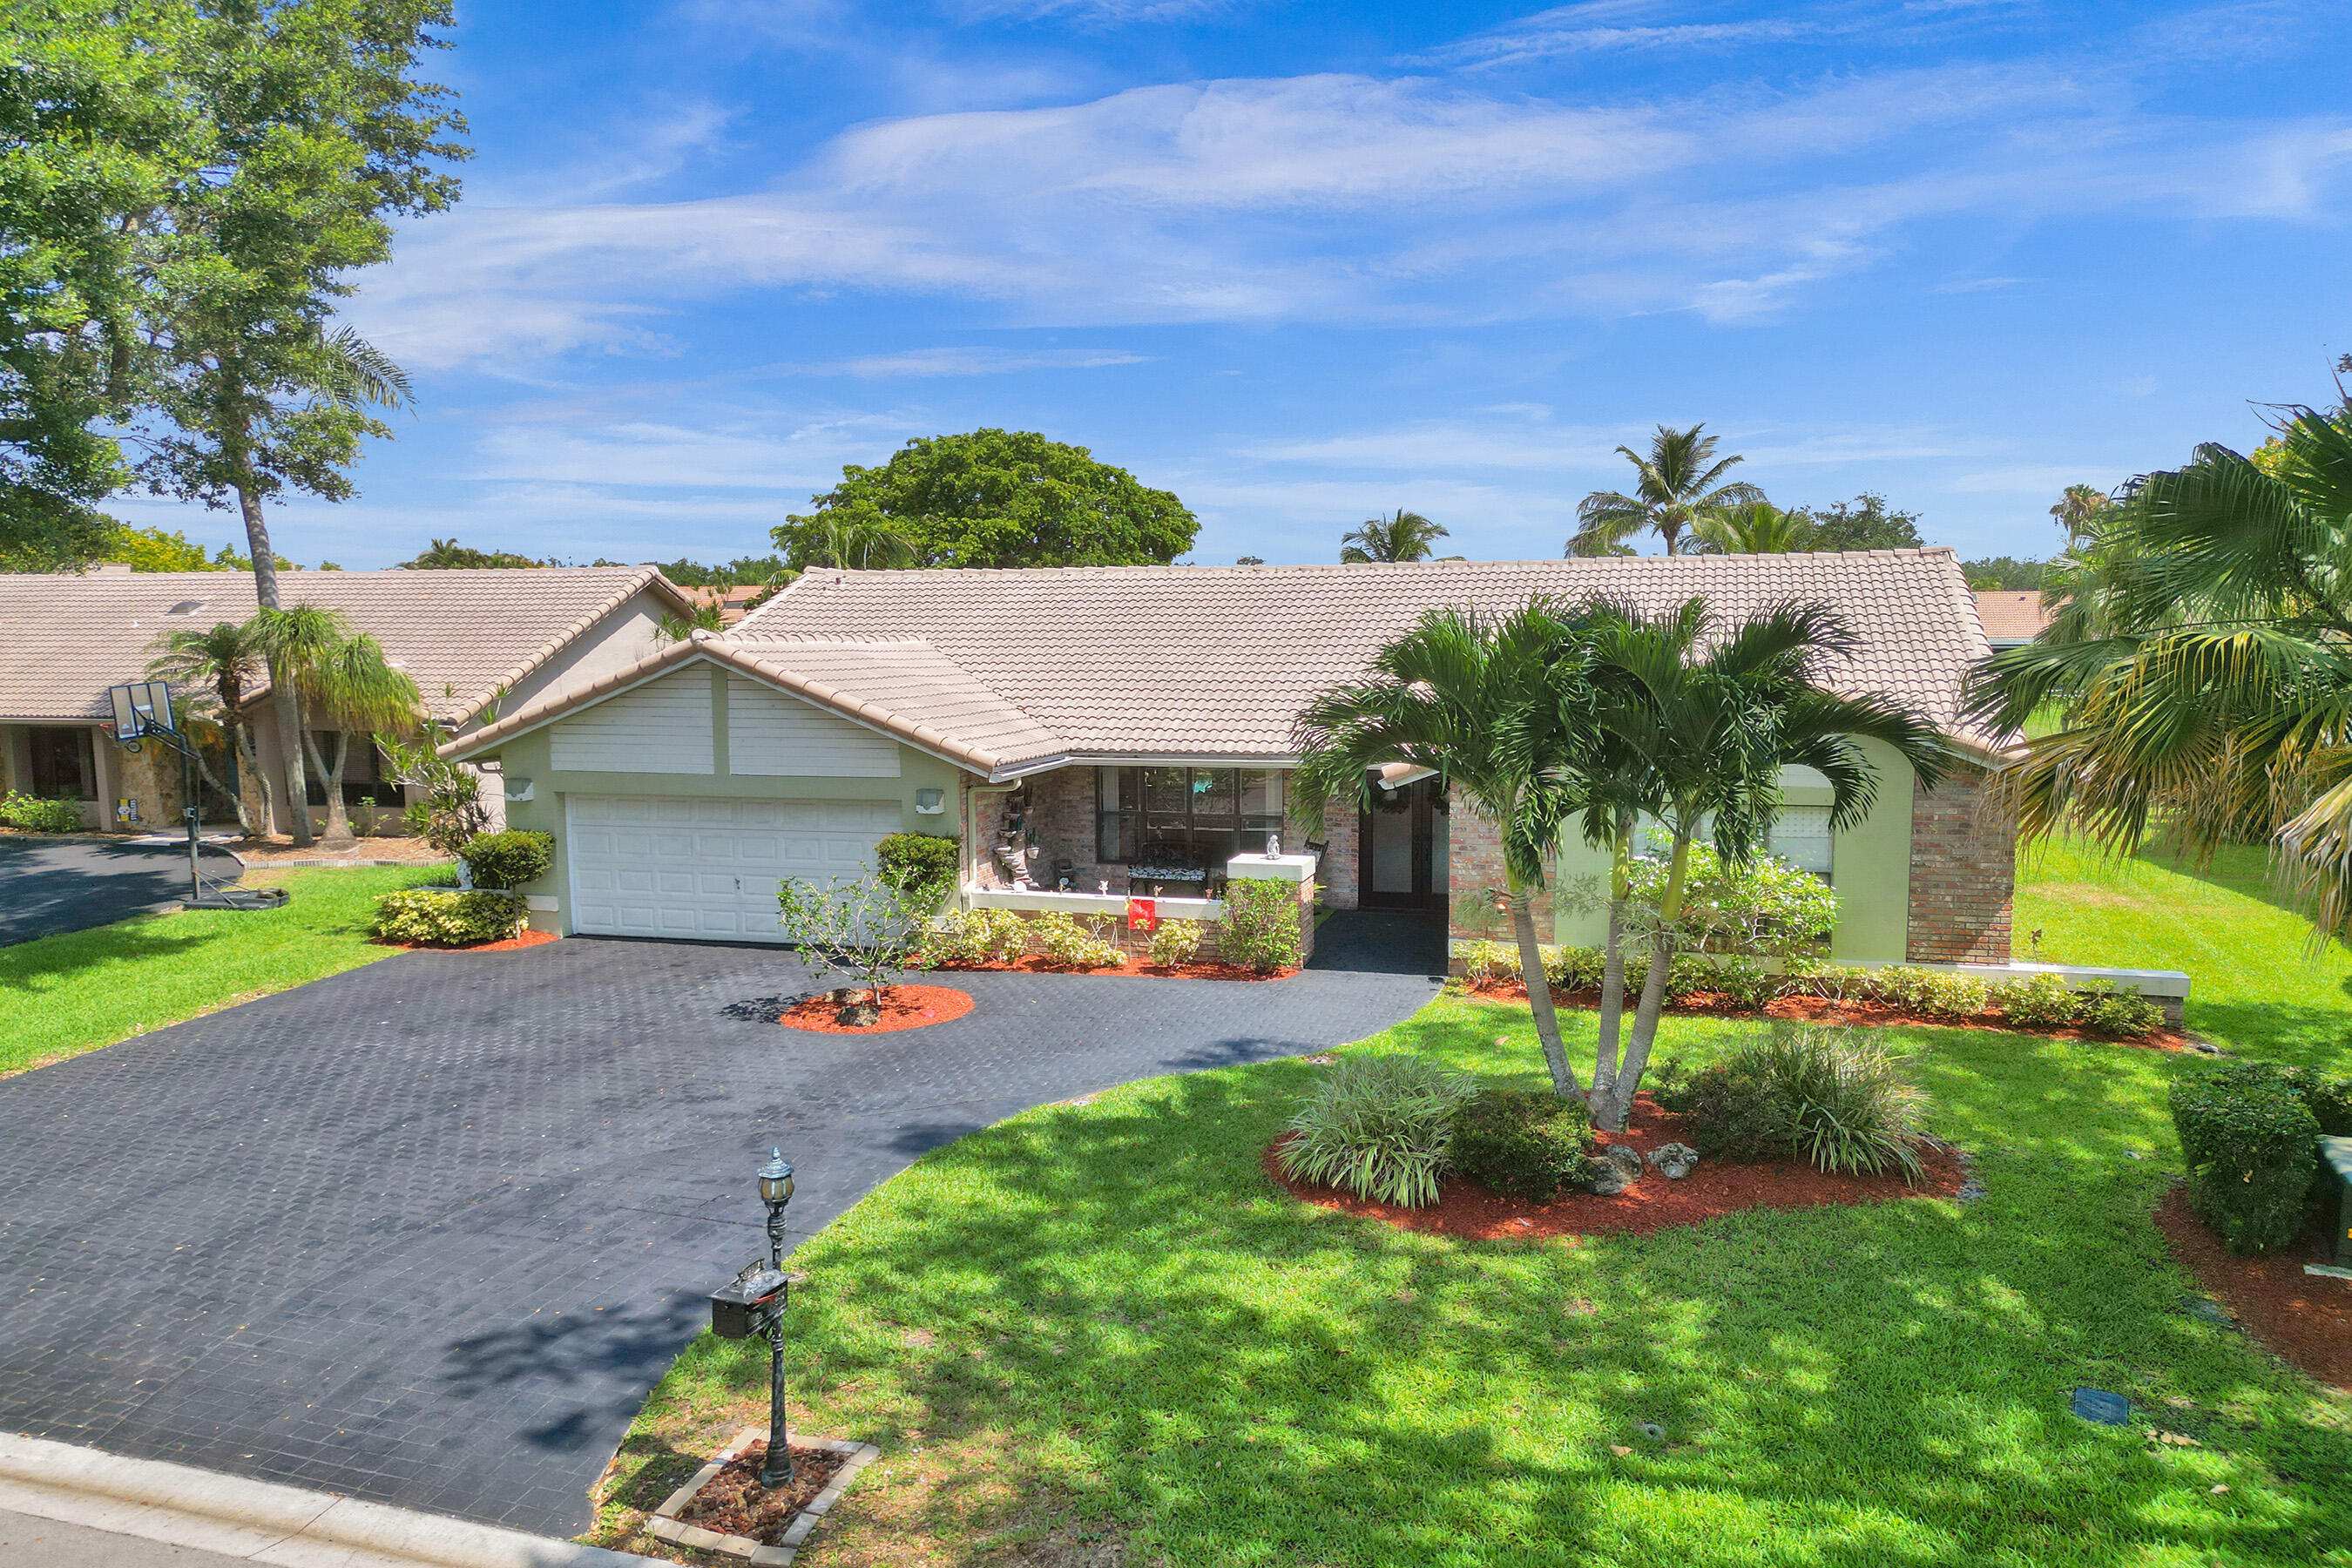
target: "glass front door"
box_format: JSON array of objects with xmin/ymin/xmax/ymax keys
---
[{"xmin": 1360, "ymin": 773, "xmax": 1443, "ymax": 909}]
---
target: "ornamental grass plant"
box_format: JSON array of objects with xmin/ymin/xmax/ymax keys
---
[{"xmin": 1276, "ymin": 1053, "xmax": 1474, "ymax": 1207}]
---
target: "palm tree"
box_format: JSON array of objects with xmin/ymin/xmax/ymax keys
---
[
  {"xmin": 1572, "ymin": 598, "xmax": 1950, "ymax": 1128},
  {"xmin": 1693, "ymin": 502, "xmax": 1814, "ymax": 555},
  {"xmin": 1969, "ymin": 406, "xmax": 2352, "ymax": 942},
  {"xmin": 247, "ymin": 605, "xmax": 421, "ymax": 844},
  {"xmin": 1571, "ymin": 424, "xmax": 1765, "ymax": 557},
  {"xmin": 1339, "ymin": 510, "xmax": 1449, "ymax": 564},
  {"xmin": 2050, "ymin": 483, "xmax": 2112, "ymax": 546},
  {"xmin": 1293, "ymin": 602, "xmax": 1603, "ymax": 1096},
  {"xmin": 147, "ymin": 620, "xmax": 267, "ymax": 836},
  {"xmin": 791, "ymin": 513, "xmax": 919, "ymax": 571}
]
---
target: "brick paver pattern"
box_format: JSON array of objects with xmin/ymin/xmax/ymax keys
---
[{"xmin": 0, "ymin": 916, "xmax": 1441, "ymax": 1535}]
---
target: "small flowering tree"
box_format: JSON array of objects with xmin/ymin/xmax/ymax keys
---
[{"xmin": 775, "ymin": 862, "xmax": 935, "ymax": 1004}]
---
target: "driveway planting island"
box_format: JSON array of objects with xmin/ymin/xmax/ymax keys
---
[{"xmin": 0, "ymin": 916, "xmax": 1442, "ymax": 1538}]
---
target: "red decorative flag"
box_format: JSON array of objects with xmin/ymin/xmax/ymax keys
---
[{"xmin": 1126, "ymin": 896, "xmax": 1159, "ymax": 932}]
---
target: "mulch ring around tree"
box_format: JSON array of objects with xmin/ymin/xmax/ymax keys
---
[
  {"xmin": 671, "ymin": 1441, "xmax": 850, "ymax": 1544},
  {"xmin": 375, "ymin": 929, "xmax": 561, "ymax": 954},
  {"xmin": 1464, "ymin": 979, "xmax": 2189, "ymax": 1051},
  {"xmin": 767, "ymin": 984, "xmax": 976, "ymax": 1034},
  {"xmin": 1267, "ymin": 1092, "xmax": 1968, "ymax": 1241},
  {"xmin": 2154, "ymin": 1183, "xmax": 2352, "ymax": 1392},
  {"xmin": 923, "ymin": 956, "xmax": 1297, "ymax": 981}
]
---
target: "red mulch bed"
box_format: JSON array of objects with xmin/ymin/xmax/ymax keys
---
[
  {"xmin": 1267, "ymin": 1092, "xmax": 1966, "ymax": 1240},
  {"xmin": 1465, "ymin": 979, "xmax": 2189, "ymax": 1051},
  {"xmin": 927, "ymin": 955, "xmax": 1297, "ymax": 982},
  {"xmin": 376, "ymin": 929, "xmax": 560, "ymax": 954},
  {"xmin": 2153, "ymin": 1184, "xmax": 2352, "ymax": 1392},
  {"xmin": 778, "ymin": 983, "xmax": 975, "ymax": 1034},
  {"xmin": 671, "ymin": 1441, "xmax": 850, "ymax": 1544}
]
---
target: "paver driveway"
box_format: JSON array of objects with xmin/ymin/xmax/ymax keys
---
[
  {"xmin": 0, "ymin": 916, "xmax": 1443, "ymax": 1537},
  {"xmin": 0, "ymin": 839, "xmax": 241, "ymax": 946}
]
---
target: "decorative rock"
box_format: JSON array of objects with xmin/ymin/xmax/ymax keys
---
[
  {"xmin": 1591, "ymin": 1146, "xmax": 1643, "ymax": 1195},
  {"xmin": 1646, "ymin": 1142, "xmax": 1700, "ymax": 1179},
  {"xmin": 837, "ymin": 1003, "xmax": 881, "ymax": 1026}
]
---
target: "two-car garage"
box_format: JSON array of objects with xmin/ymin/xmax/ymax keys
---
[{"xmin": 564, "ymin": 794, "xmax": 906, "ymax": 943}]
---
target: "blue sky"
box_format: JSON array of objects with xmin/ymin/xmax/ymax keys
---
[{"xmin": 128, "ymin": 0, "xmax": 2352, "ymax": 569}]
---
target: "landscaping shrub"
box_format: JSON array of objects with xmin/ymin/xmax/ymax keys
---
[
  {"xmin": 1031, "ymin": 911, "xmax": 1125, "ymax": 969},
  {"xmin": 1544, "ymin": 944, "xmax": 1604, "ymax": 991},
  {"xmin": 1455, "ymin": 938, "xmax": 1516, "ymax": 985},
  {"xmin": 876, "ymin": 832, "xmax": 960, "ymax": 912},
  {"xmin": 1697, "ymin": 955, "xmax": 1779, "ymax": 1010},
  {"xmin": 1277, "ymin": 1054, "xmax": 1475, "ymax": 1207},
  {"xmin": 1646, "ymin": 1054, "xmax": 1695, "ymax": 1111},
  {"xmin": 2171, "ymin": 1060, "xmax": 2322, "ymax": 1254},
  {"xmin": 456, "ymin": 829, "xmax": 553, "ymax": 889},
  {"xmin": 1220, "ymin": 878, "xmax": 1302, "ymax": 973},
  {"xmin": 1677, "ymin": 1058, "xmax": 1790, "ymax": 1159},
  {"xmin": 1866, "ymin": 967, "xmax": 1991, "ymax": 1021},
  {"xmin": 915, "ymin": 907, "xmax": 1031, "ymax": 968},
  {"xmin": 1990, "ymin": 972, "xmax": 2078, "ymax": 1029},
  {"xmin": 1450, "ymin": 1086, "xmax": 1597, "ymax": 1199},
  {"xmin": 372, "ymin": 888, "xmax": 525, "ymax": 946},
  {"xmin": 1678, "ymin": 1026, "xmax": 1929, "ymax": 1178},
  {"xmin": 1625, "ymin": 839, "xmax": 1839, "ymax": 958},
  {"xmin": 0, "ymin": 792, "xmax": 83, "ymax": 834},
  {"xmin": 2290, "ymin": 1066, "xmax": 2352, "ymax": 1135},
  {"xmin": 2078, "ymin": 984, "xmax": 2165, "ymax": 1038},
  {"xmin": 1147, "ymin": 918, "xmax": 1203, "ymax": 968}
]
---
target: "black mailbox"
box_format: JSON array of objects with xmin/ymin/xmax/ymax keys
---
[{"xmin": 709, "ymin": 1267, "xmax": 788, "ymax": 1340}]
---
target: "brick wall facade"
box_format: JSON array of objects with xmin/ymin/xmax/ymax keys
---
[
  {"xmin": 1445, "ymin": 803, "xmax": 1550, "ymax": 941},
  {"xmin": 1906, "ymin": 764, "xmax": 2014, "ymax": 963},
  {"xmin": 1303, "ymin": 794, "xmax": 1358, "ymax": 909}
]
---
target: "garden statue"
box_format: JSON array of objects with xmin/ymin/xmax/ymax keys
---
[{"xmin": 1264, "ymin": 833, "xmax": 1281, "ymax": 859}]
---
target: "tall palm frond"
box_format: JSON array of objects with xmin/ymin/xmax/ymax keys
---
[
  {"xmin": 1339, "ymin": 509, "xmax": 1449, "ymax": 564},
  {"xmin": 1570, "ymin": 423, "xmax": 1766, "ymax": 557},
  {"xmin": 314, "ymin": 326, "xmax": 413, "ymax": 413},
  {"xmin": 1967, "ymin": 403, "xmax": 2352, "ymax": 943},
  {"xmin": 1694, "ymin": 501, "xmax": 1813, "ymax": 555}
]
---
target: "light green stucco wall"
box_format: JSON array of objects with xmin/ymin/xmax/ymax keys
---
[
  {"xmin": 477, "ymin": 662, "xmax": 962, "ymax": 934},
  {"xmin": 1547, "ymin": 736, "xmax": 1915, "ymax": 963}
]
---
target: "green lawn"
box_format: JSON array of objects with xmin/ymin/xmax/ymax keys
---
[
  {"xmin": 591, "ymin": 998, "xmax": 2352, "ymax": 1568},
  {"xmin": 0, "ymin": 866, "xmax": 436, "ymax": 1076},
  {"xmin": 2017, "ymin": 836, "xmax": 2352, "ymax": 1072}
]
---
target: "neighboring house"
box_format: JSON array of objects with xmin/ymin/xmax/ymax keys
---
[
  {"xmin": 678, "ymin": 585, "xmax": 771, "ymax": 625},
  {"xmin": 448, "ymin": 549, "xmax": 2017, "ymax": 966},
  {"xmin": 0, "ymin": 564, "xmax": 694, "ymax": 835},
  {"xmin": 1974, "ymin": 590, "xmax": 2054, "ymax": 650}
]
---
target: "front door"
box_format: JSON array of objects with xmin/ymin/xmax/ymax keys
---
[{"xmin": 1359, "ymin": 774, "xmax": 1443, "ymax": 910}]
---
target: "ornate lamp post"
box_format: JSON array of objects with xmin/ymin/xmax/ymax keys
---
[{"xmin": 706, "ymin": 1147, "xmax": 801, "ymax": 1490}]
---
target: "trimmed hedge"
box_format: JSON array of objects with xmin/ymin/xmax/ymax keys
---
[
  {"xmin": 2171, "ymin": 1060, "xmax": 2322, "ymax": 1255},
  {"xmin": 1147, "ymin": 918, "xmax": 1204, "ymax": 968},
  {"xmin": 0, "ymin": 792, "xmax": 83, "ymax": 834},
  {"xmin": 373, "ymin": 888, "xmax": 526, "ymax": 947},
  {"xmin": 457, "ymin": 829, "xmax": 553, "ymax": 889},
  {"xmin": 1450, "ymin": 1087, "xmax": 1596, "ymax": 1199},
  {"xmin": 877, "ymin": 832, "xmax": 960, "ymax": 911},
  {"xmin": 1220, "ymin": 878, "xmax": 1302, "ymax": 973}
]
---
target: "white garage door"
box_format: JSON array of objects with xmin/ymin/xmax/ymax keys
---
[{"xmin": 565, "ymin": 794, "xmax": 901, "ymax": 943}]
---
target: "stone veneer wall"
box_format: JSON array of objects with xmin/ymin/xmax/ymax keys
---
[
  {"xmin": 1906, "ymin": 764, "xmax": 2014, "ymax": 964},
  {"xmin": 1444, "ymin": 803, "xmax": 1550, "ymax": 940}
]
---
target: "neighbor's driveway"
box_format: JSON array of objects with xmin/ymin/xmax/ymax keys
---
[
  {"xmin": 0, "ymin": 838, "xmax": 242, "ymax": 946},
  {"xmin": 0, "ymin": 916, "xmax": 1443, "ymax": 1537}
]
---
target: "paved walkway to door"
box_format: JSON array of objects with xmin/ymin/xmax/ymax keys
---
[{"xmin": 0, "ymin": 914, "xmax": 1444, "ymax": 1537}]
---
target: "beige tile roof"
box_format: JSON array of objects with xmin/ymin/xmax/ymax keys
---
[
  {"xmin": 0, "ymin": 566, "xmax": 691, "ymax": 724},
  {"xmin": 1973, "ymin": 590, "xmax": 2054, "ymax": 645},
  {"xmin": 449, "ymin": 549, "xmax": 2003, "ymax": 776},
  {"xmin": 734, "ymin": 550, "xmax": 2000, "ymax": 767}
]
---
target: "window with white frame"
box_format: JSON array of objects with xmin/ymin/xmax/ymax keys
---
[{"xmin": 1768, "ymin": 805, "xmax": 1834, "ymax": 878}]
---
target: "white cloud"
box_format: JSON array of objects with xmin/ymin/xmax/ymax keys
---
[{"xmin": 349, "ymin": 41, "xmax": 2352, "ymax": 367}]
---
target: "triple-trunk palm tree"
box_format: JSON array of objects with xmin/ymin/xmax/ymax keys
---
[
  {"xmin": 1571, "ymin": 423, "xmax": 1765, "ymax": 558},
  {"xmin": 1292, "ymin": 595, "xmax": 1949, "ymax": 1124},
  {"xmin": 1340, "ymin": 510, "xmax": 1450, "ymax": 564},
  {"xmin": 1571, "ymin": 600, "xmax": 1950, "ymax": 1128}
]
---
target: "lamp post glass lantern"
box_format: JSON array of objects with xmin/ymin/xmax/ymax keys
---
[{"xmin": 757, "ymin": 1148, "xmax": 796, "ymax": 1489}]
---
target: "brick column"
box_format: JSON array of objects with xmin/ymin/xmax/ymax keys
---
[
  {"xmin": 1297, "ymin": 794, "xmax": 1359, "ymax": 909},
  {"xmin": 1446, "ymin": 804, "xmax": 1548, "ymax": 941},
  {"xmin": 1906, "ymin": 764, "xmax": 2013, "ymax": 963}
]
